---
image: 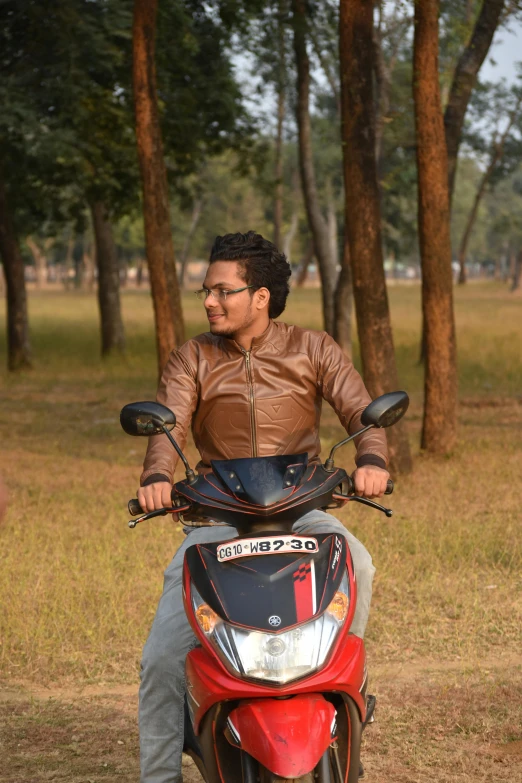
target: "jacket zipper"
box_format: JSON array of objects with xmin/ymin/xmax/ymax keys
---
[{"xmin": 243, "ymin": 349, "xmax": 258, "ymax": 457}]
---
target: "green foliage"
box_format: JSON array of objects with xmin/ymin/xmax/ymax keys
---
[{"xmin": 0, "ymin": 0, "xmax": 258, "ymax": 243}]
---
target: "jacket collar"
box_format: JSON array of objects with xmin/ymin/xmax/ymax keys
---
[{"xmin": 221, "ymin": 319, "xmax": 278, "ymax": 354}]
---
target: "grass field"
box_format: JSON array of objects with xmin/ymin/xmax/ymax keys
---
[{"xmin": 0, "ymin": 283, "xmax": 521, "ymax": 781}]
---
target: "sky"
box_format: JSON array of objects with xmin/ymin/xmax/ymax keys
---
[{"xmin": 477, "ymin": 19, "xmax": 522, "ymax": 84}]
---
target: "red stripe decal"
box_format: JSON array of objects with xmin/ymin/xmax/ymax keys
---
[{"xmin": 293, "ymin": 562, "xmax": 314, "ymax": 622}]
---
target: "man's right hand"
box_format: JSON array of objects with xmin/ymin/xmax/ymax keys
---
[{"xmin": 137, "ymin": 481, "xmax": 174, "ymax": 513}]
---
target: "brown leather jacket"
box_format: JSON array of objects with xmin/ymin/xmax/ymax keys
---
[{"xmin": 141, "ymin": 320, "xmax": 388, "ymax": 486}]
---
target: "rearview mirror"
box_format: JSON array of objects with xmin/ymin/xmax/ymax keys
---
[
  {"xmin": 120, "ymin": 401, "xmax": 176, "ymax": 436},
  {"xmin": 360, "ymin": 391, "xmax": 409, "ymax": 429}
]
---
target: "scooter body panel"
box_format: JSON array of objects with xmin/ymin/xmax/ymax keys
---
[
  {"xmin": 228, "ymin": 694, "xmax": 335, "ymax": 778},
  {"xmin": 185, "ymin": 635, "xmax": 366, "ymax": 735},
  {"xmin": 185, "ymin": 531, "xmax": 353, "ymax": 632}
]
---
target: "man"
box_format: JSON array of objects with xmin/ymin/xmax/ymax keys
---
[{"xmin": 137, "ymin": 231, "xmax": 389, "ymax": 782}]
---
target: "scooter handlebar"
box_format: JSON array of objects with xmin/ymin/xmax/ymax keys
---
[
  {"xmin": 128, "ymin": 498, "xmax": 143, "ymax": 516},
  {"xmin": 347, "ymin": 478, "xmax": 393, "ymax": 495}
]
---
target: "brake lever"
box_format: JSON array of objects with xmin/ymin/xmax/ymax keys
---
[
  {"xmin": 128, "ymin": 505, "xmax": 190, "ymax": 529},
  {"xmin": 331, "ymin": 493, "xmax": 393, "ymax": 518}
]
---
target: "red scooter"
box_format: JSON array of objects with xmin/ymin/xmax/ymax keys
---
[{"xmin": 121, "ymin": 391, "xmax": 408, "ymax": 783}]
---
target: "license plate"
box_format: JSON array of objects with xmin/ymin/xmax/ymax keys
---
[{"xmin": 216, "ymin": 535, "xmax": 319, "ymax": 562}]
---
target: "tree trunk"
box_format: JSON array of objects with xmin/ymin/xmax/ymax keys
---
[
  {"xmin": 309, "ymin": 27, "xmax": 341, "ymax": 115},
  {"xmin": 373, "ymin": 3, "xmax": 409, "ymax": 172},
  {"xmin": 283, "ymin": 170, "xmax": 300, "ymax": 264},
  {"xmin": 457, "ymin": 99, "xmax": 521, "ymax": 284},
  {"xmin": 179, "ymin": 197, "xmax": 203, "ymax": 288},
  {"xmin": 83, "ymin": 243, "xmax": 95, "ymax": 292},
  {"xmin": 0, "ymin": 173, "xmax": 31, "ymax": 370},
  {"xmin": 333, "ymin": 233, "xmax": 352, "ymax": 359},
  {"xmin": 283, "ymin": 208, "xmax": 299, "ymax": 264},
  {"xmin": 339, "ymin": 0, "xmax": 411, "ymax": 474},
  {"xmin": 136, "ymin": 257, "xmax": 145, "ymax": 286},
  {"xmin": 294, "ymin": 240, "xmax": 314, "ymax": 287},
  {"xmin": 73, "ymin": 238, "xmax": 84, "ymax": 290},
  {"xmin": 26, "ymin": 236, "xmax": 48, "ymax": 288},
  {"xmin": 292, "ymin": 0, "xmax": 336, "ymax": 335},
  {"xmin": 90, "ymin": 201, "xmax": 126, "ymax": 356},
  {"xmin": 444, "ymin": 0, "xmax": 505, "ymax": 203},
  {"xmin": 413, "ymin": 0, "xmax": 458, "ymax": 455},
  {"xmin": 273, "ymin": 0, "xmax": 285, "ymax": 250},
  {"xmin": 511, "ymin": 249, "xmax": 521, "ymax": 292},
  {"xmin": 133, "ymin": 0, "xmax": 185, "ymax": 375}
]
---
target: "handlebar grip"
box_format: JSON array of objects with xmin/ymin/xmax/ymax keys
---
[
  {"xmin": 128, "ymin": 498, "xmax": 143, "ymax": 516},
  {"xmin": 384, "ymin": 479, "xmax": 394, "ymax": 495}
]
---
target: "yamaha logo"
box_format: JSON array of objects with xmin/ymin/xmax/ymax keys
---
[{"xmin": 268, "ymin": 615, "xmax": 281, "ymax": 627}]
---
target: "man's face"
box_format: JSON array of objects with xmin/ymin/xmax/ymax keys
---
[{"xmin": 201, "ymin": 261, "xmax": 259, "ymax": 337}]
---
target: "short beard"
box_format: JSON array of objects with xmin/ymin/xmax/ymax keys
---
[{"xmin": 210, "ymin": 303, "xmax": 254, "ymax": 339}]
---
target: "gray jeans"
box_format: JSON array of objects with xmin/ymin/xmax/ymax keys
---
[{"xmin": 139, "ymin": 510, "xmax": 375, "ymax": 783}]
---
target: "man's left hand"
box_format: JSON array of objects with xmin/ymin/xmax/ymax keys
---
[{"xmin": 352, "ymin": 465, "xmax": 390, "ymax": 499}]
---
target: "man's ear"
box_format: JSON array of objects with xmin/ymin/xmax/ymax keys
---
[{"xmin": 254, "ymin": 287, "xmax": 270, "ymax": 311}]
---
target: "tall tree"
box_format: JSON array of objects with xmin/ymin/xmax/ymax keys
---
[
  {"xmin": 273, "ymin": 0, "xmax": 286, "ymax": 250},
  {"xmin": 90, "ymin": 202, "xmax": 126, "ymax": 355},
  {"xmin": 0, "ymin": 173, "xmax": 31, "ymax": 370},
  {"xmin": 133, "ymin": 0, "xmax": 185, "ymax": 374},
  {"xmin": 292, "ymin": 0, "xmax": 337, "ymax": 336},
  {"xmin": 413, "ymin": 0, "xmax": 457, "ymax": 454},
  {"xmin": 339, "ymin": 0, "xmax": 412, "ymax": 473},
  {"xmin": 444, "ymin": 0, "xmax": 505, "ymax": 202}
]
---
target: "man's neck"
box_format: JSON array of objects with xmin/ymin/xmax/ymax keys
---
[{"xmin": 231, "ymin": 318, "xmax": 271, "ymax": 351}]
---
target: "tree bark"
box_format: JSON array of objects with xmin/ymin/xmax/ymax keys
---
[
  {"xmin": 133, "ymin": 0, "xmax": 185, "ymax": 375},
  {"xmin": 444, "ymin": 0, "xmax": 505, "ymax": 203},
  {"xmin": 26, "ymin": 236, "xmax": 48, "ymax": 288},
  {"xmin": 309, "ymin": 27, "xmax": 341, "ymax": 115},
  {"xmin": 372, "ymin": 5, "xmax": 410, "ymax": 172},
  {"xmin": 333, "ymin": 233, "xmax": 352, "ymax": 359},
  {"xmin": 339, "ymin": 0, "xmax": 411, "ymax": 474},
  {"xmin": 294, "ymin": 239, "xmax": 314, "ymax": 287},
  {"xmin": 413, "ymin": 0, "xmax": 458, "ymax": 454},
  {"xmin": 273, "ymin": 0, "xmax": 286, "ymax": 250},
  {"xmin": 292, "ymin": 0, "xmax": 337, "ymax": 335},
  {"xmin": 179, "ymin": 197, "xmax": 203, "ymax": 288},
  {"xmin": 457, "ymin": 99, "xmax": 520, "ymax": 284},
  {"xmin": 511, "ymin": 249, "xmax": 521, "ymax": 292},
  {"xmin": 283, "ymin": 208, "xmax": 299, "ymax": 264},
  {"xmin": 90, "ymin": 201, "xmax": 126, "ymax": 356},
  {"xmin": 0, "ymin": 173, "xmax": 31, "ymax": 370}
]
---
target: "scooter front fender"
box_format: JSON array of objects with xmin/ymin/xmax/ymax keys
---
[{"xmin": 228, "ymin": 693, "xmax": 335, "ymax": 778}]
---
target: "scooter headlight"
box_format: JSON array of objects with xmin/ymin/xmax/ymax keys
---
[{"xmin": 191, "ymin": 570, "xmax": 349, "ymax": 684}]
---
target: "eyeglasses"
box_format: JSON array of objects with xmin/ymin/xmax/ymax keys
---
[{"xmin": 194, "ymin": 285, "xmax": 256, "ymax": 301}]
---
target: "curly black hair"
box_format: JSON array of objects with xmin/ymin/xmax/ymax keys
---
[{"xmin": 209, "ymin": 231, "xmax": 292, "ymax": 319}]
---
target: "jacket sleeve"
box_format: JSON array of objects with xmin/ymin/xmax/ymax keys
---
[
  {"xmin": 315, "ymin": 332, "xmax": 388, "ymax": 468},
  {"xmin": 140, "ymin": 342, "xmax": 199, "ymax": 486}
]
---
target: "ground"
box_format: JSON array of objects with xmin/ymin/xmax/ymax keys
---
[{"xmin": 0, "ymin": 283, "xmax": 520, "ymax": 781}]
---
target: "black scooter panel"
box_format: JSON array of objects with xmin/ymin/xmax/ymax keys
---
[
  {"xmin": 186, "ymin": 533, "xmax": 348, "ymax": 632},
  {"xmin": 175, "ymin": 463, "xmax": 347, "ymax": 531},
  {"xmin": 211, "ymin": 454, "xmax": 308, "ymax": 507}
]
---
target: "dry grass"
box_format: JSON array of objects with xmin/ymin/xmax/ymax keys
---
[
  {"xmin": 1, "ymin": 662, "xmax": 521, "ymax": 782},
  {"xmin": 0, "ymin": 282, "xmax": 520, "ymax": 779},
  {"xmin": 0, "ymin": 284, "xmax": 520, "ymax": 683}
]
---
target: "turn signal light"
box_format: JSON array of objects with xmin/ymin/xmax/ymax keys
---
[
  {"xmin": 195, "ymin": 603, "xmax": 219, "ymax": 635},
  {"xmin": 327, "ymin": 591, "xmax": 349, "ymax": 623}
]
